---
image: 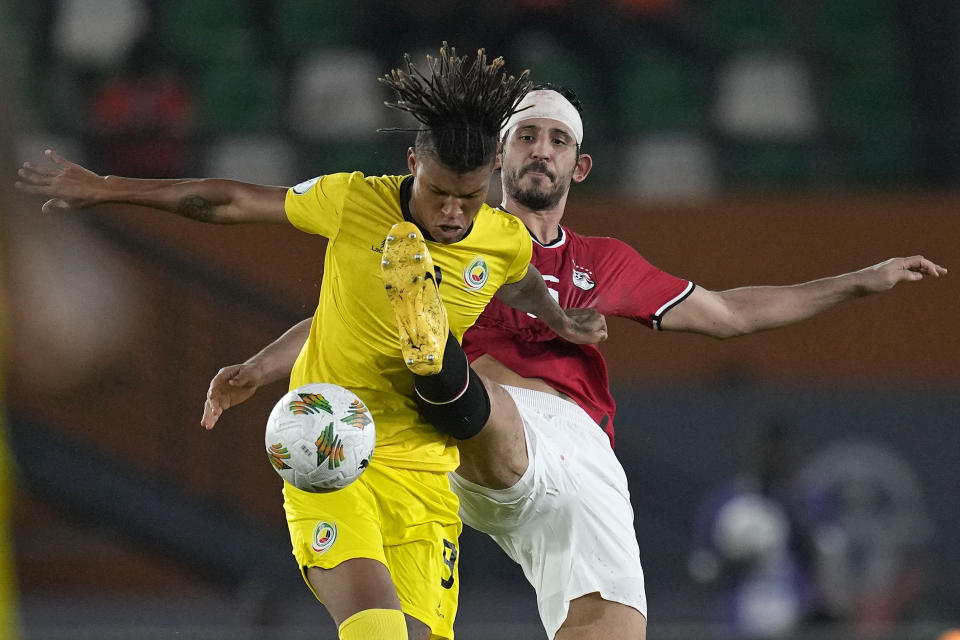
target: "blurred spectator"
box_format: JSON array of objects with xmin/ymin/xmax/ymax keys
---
[
  {"xmin": 688, "ymin": 416, "xmax": 818, "ymax": 638},
  {"xmin": 795, "ymin": 438, "xmax": 933, "ymax": 632},
  {"xmin": 691, "ymin": 417, "xmax": 936, "ymax": 638},
  {"xmin": 87, "ymin": 35, "xmax": 195, "ymax": 177}
]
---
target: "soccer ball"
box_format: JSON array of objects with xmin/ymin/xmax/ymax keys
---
[{"xmin": 265, "ymin": 382, "xmax": 376, "ymax": 492}]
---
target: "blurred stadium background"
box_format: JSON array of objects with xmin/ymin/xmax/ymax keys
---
[{"xmin": 1, "ymin": 0, "xmax": 958, "ymax": 638}]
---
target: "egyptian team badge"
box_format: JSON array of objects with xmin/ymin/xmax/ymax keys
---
[
  {"xmin": 462, "ymin": 256, "xmax": 490, "ymax": 291},
  {"xmin": 312, "ymin": 521, "xmax": 338, "ymax": 554},
  {"xmin": 572, "ymin": 263, "xmax": 596, "ymax": 291}
]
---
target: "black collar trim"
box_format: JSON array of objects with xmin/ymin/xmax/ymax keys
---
[{"xmin": 496, "ymin": 205, "xmax": 565, "ymax": 248}]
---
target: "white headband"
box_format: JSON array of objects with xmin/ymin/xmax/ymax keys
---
[{"xmin": 500, "ymin": 89, "xmax": 583, "ymax": 145}]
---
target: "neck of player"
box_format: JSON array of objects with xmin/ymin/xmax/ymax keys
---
[{"xmin": 500, "ymin": 195, "xmax": 566, "ymax": 246}]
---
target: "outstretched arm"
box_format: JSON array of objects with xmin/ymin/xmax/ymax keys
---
[
  {"xmin": 495, "ymin": 264, "xmax": 608, "ymax": 344},
  {"xmin": 16, "ymin": 149, "xmax": 288, "ymax": 224},
  {"xmin": 201, "ymin": 318, "xmax": 312, "ymax": 429},
  {"xmin": 661, "ymin": 256, "xmax": 947, "ymax": 338}
]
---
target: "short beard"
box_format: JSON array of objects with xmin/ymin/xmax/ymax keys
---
[{"xmin": 504, "ymin": 169, "xmax": 570, "ymax": 211}]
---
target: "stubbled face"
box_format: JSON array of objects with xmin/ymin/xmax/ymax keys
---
[
  {"xmin": 407, "ymin": 150, "xmax": 494, "ymax": 244},
  {"xmin": 501, "ymin": 117, "xmax": 579, "ymax": 211}
]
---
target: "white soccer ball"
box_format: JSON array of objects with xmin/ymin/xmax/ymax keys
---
[{"xmin": 265, "ymin": 383, "xmax": 376, "ymax": 492}]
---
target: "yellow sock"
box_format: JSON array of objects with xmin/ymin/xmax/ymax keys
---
[{"xmin": 338, "ymin": 608, "xmax": 408, "ymax": 640}]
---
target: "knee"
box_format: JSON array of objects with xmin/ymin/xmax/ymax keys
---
[
  {"xmin": 558, "ymin": 594, "xmax": 647, "ymax": 640},
  {"xmin": 306, "ymin": 560, "xmax": 401, "ymax": 626},
  {"xmin": 415, "ymin": 367, "xmax": 491, "ymax": 440}
]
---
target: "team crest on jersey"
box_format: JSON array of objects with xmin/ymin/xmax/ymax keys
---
[
  {"xmin": 312, "ymin": 521, "xmax": 338, "ymax": 554},
  {"xmin": 572, "ymin": 263, "xmax": 596, "ymax": 291},
  {"xmin": 292, "ymin": 176, "xmax": 320, "ymax": 195},
  {"xmin": 462, "ymin": 256, "xmax": 489, "ymax": 291}
]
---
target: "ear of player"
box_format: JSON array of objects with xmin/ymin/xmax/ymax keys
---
[{"xmin": 382, "ymin": 221, "xmax": 448, "ymax": 375}]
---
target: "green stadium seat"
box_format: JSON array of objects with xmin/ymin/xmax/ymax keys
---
[
  {"xmin": 698, "ymin": 0, "xmax": 793, "ymax": 52},
  {"xmin": 194, "ymin": 64, "xmax": 283, "ymax": 135},
  {"xmin": 616, "ymin": 45, "xmax": 709, "ymax": 132},
  {"xmin": 509, "ymin": 33, "xmax": 610, "ymax": 139},
  {"xmin": 512, "ymin": 38, "xmax": 597, "ymax": 95},
  {"xmin": 722, "ymin": 141, "xmax": 816, "ymax": 188},
  {"xmin": 835, "ymin": 126, "xmax": 922, "ymax": 185},
  {"xmin": 815, "ymin": 0, "xmax": 897, "ymax": 26},
  {"xmin": 0, "ymin": 0, "xmax": 44, "ymax": 39},
  {"xmin": 819, "ymin": 62, "xmax": 916, "ymax": 135},
  {"xmin": 1, "ymin": 8, "xmax": 33, "ymax": 108},
  {"xmin": 811, "ymin": 0, "xmax": 901, "ymax": 61},
  {"xmin": 156, "ymin": 0, "xmax": 258, "ymax": 68},
  {"xmin": 816, "ymin": 42, "xmax": 922, "ymax": 184},
  {"xmin": 270, "ymin": 0, "xmax": 360, "ymax": 59},
  {"xmin": 306, "ymin": 140, "xmax": 407, "ymax": 177}
]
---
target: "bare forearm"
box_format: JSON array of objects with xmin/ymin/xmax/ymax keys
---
[
  {"xmin": 496, "ymin": 266, "xmax": 568, "ymax": 330},
  {"xmin": 666, "ymin": 256, "xmax": 946, "ymax": 338},
  {"xmin": 718, "ymin": 272, "xmax": 868, "ymax": 334},
  {"xmin": 100, "ymin": 176, "xmax": 285, "ymax": 224},
  {"xmin": 16, "ymin": 150, "xmax": 289, "ymax": 223},
  {"xmin": 495, "ymin": 267, "xmax": 606, "ymax": 343},
  {"xmin": 245, "ymin": 318, "xmax": 312, "ymax": 384}
]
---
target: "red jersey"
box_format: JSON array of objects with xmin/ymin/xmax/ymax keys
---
[{"xmin": 462, "ymin": 224, "xmax": 693, "ymax": 446}]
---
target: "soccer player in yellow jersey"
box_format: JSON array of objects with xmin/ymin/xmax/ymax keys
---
[{"xmin": 16, "ymin": 45, "xmax": 607, "ymax": 640}]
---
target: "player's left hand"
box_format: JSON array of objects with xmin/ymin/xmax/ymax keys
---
[
  {"xmin": 857, "ymin": 256, "xmax": 947, "ymax": 293},
  {"xmin": 15, "ymin": 149, "xmax": 108, "ymax": 213},
  {"xmin": 201, "ymin": 362, "xmax": 264, "ymax": 430},
  {"xmin": 557, "ymin": 307, "xmax": 608, "ymax": 344}
]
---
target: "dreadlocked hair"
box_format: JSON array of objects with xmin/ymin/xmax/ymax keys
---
[{"xmin": 380, "ymin": 42, "xmax": 531, "ymax": 174}]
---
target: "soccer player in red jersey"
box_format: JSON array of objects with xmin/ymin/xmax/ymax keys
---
[{"xmin": 202, "ymin": 86, "xmax": 945, "ymax": 640}]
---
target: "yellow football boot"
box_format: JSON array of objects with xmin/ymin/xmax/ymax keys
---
[{"xmin": 381, "ymin": 221, "xmax": 448, "ymax": 375}]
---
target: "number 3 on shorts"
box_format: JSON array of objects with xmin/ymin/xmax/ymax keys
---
[{"xmin": 441, "ymin": 539, "xmax": 457, "ymax": 589}]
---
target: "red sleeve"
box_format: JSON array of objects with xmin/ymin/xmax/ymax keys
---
[{"xmin": 589, "ymin": 237, "xmax": 693, "ymax": 328}]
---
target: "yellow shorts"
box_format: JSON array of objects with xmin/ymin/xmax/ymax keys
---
[{"xmin": 284, "ymin": 462, "xmax": 461, "ymax": 640}]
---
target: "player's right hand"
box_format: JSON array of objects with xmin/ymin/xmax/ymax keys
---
[
  {"xmin": 560, "ymin": 307, "xmax": 608, "ymax": 344},
  {"xmin": 201, "ymin": 363, "xmax": 263, "ymax": 430},
  {"xmin": 856, "ymin": 255, "xmax": 947, "ymax": 293},
  {"xmin": 15, "ymin": 149, "xmax": 106, "ymax": 213}
]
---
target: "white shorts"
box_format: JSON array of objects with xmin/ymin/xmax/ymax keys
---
[{"xmin": 449, "ymin": 386, "xmax": 647, "ymax": 639}]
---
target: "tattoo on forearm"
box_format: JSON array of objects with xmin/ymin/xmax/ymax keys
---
[{"xmin": 176, "ymin": 195, "xmax": 216, "ymax": 222}]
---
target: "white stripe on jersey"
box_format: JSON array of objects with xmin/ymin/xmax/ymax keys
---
[{"xmin": 652, "ymin": 280, "xmax": 696, "ymax": 330}]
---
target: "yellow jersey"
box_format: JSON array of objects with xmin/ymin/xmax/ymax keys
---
[{"xmin": 284, "ymin": 172, "xmax": 532, "ymax": 471}]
